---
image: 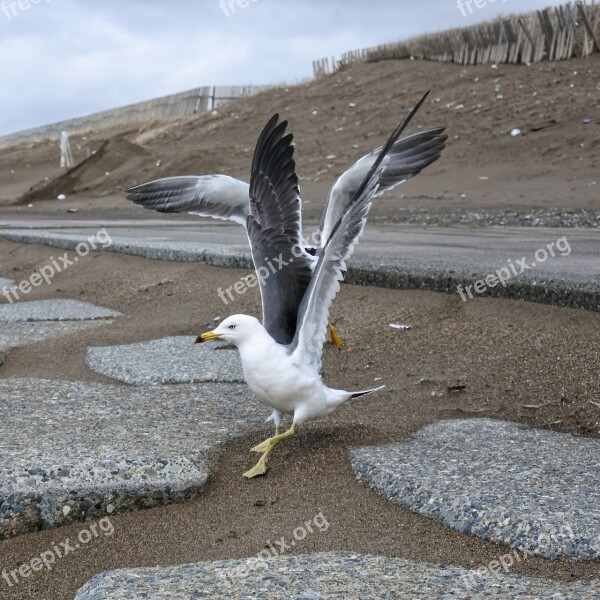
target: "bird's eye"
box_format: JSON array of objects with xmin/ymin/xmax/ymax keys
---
[{"xmin": 228, "ymin": 325, "xmax": 236, "ymax": 330}]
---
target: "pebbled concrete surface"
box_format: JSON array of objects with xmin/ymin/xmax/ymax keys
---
[
  {"xmin": 349, "ymin": 419, "xmax": 600, "ymax": 561},
  {"xmin": 86, "ymin": 336, "xmax": 245, "ymax": 385},
  {"xmin": 74, "ymin": 551, "xmax": 600, "ymax": 599},
  {"xmin": 0, "ymin": 378, "xmax": 265, "ymax": 539},
  {"xmin": 0, "ymin": 299, "xmax": 120, "ymax": 362},
  {"xmin": 0, "ymin": 321, "xmax": 109, "ymax": 358},
  {"xmin": 0, "ymin": 298, "xmax": 121, "ymax": 322},
  {"xmin": 1, "ymin": 224, "xmax": 598, "ymax": 312}
]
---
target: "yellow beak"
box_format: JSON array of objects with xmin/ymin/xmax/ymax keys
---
[{"xmin": 194, "ymin": 331, "xmax": 222, "ymax": 344}]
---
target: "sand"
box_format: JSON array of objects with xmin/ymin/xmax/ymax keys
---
[
  {"xmin": 0, "ymin": 49, "xmax": 599, "ymax": 599},
  {"xmin": 0, "ymin": 238, "xmax": 599, "ymax": 599},
  {"xmin": 0, "ymin": 55, "xmax": 598, "ymax": 225}
]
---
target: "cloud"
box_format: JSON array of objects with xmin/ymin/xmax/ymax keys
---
[{"xmin": 0, "ymin": 0, "xmax": 559, "ymax": 135}]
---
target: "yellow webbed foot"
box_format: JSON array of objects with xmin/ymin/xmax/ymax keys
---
[
  {"xmin": 244, "ymin": 424, "xmax": 298, "ymax": 478},
  {"xmin": 243, "ymin": 457, "xmax": 268, "ymax": 478},
  {"xmin": 328, "ymin": 322, "xmax": 342, "ymax": 350}
]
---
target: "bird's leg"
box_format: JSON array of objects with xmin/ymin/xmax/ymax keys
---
[
  {"xmin": 328, "ymin": 322, "xmax": 342, "ymax": 350},
  {"xmin": 243, "ymin": 424, "xmax": 298, "ymax": 479},
  {"xmin": 250, "ymin": 423, "xmax": 297, "ymax": 453},
  {"xmin": 275, "ymin": 426, "xmax": 281, "ymax": 436}
]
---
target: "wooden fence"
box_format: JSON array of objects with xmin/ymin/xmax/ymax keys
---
[
  {"xmin": 3, "ymin": 2, "xmax": 598, "ymax": 148},
  {"xmin": 313, "ymin": 1, "xmax": 600, "ymax": 77},
  {"xmin": 0, "ymin": 85, "xmax": 272, "ymax": 148}
]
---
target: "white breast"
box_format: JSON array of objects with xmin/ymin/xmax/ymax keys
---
[{"xmin": 238, "ymin": 339, "xmax": 322, "ymax": 415}]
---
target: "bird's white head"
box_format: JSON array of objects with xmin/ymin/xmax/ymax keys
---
[{"xmin": 195, "ymin": 314, "xmax": 263, "ymax": 348}]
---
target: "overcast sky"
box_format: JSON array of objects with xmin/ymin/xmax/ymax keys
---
[{"xmin": 1, "ymin": 0, "xmax": 556, "ymax": 135}]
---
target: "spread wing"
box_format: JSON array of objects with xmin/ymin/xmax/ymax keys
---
[
  {"xmin": 125, "ymin": 175, "xmax": 250, "ymax": 225},
  {"xmin": 247, "ymin": 114, "xmax": 314, "ymax": 345},
  {"xmin": 319, "ymin": 127, "xmax": 447, "ymax": 244},
  {"xmin": 291, "ymin": 92, "xmax": 431, "ymax": 369},
  {"xmin": 124, "ymin": 128, "xmax": 445, "ymax": 244}
]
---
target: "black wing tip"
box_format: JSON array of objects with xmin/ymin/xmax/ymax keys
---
[
  {"xmin": 124, "ymin": 176, "xmax": 202, "ymax": 199},
  {"xmin": 351, "ymin": 91, "xmax": 432, "ymax": 204},
  {"xmin": 124, "ymin": 179, "xmax": 164, "ymax": 195},
  {"xmin": 264, "ymin": 113, "xmax": 287, "ymax": 137},
  {"xmin": 123, "ymin": 178, "xmax": 168, "ymax": 196},
  {"xmin": 252, "ymin": 113, "xmax": 289, "ymax": 173},
  {"xmin": 253, "ymin": 114, "xmax": 296, "ymax": 177},
  {"xmin": 125, "ymin": 189, "xmax": 144, "ymax": 202},
  {"xmin": 380, "ymin": 90, "xmax": 432, "ymax": 156},
  {"xmin": 390, "ymin": 132, "xmax": 448, "ymax": 157},
  {"xmin": 414, "ymin": 126, "xmax": 447, "ymax": 139}
]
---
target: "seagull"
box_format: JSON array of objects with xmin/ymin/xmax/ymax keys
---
[
  {"xmin": 126, "ymin": 111, "xmax": 446, "ymax": 349},
  {"xmin": 186, "ymin": 92, "xmax": 440, "ymax": 478}
]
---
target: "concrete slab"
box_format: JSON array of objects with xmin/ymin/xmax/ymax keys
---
[
  {"xmin": 0, "ymin": 300, "xmax": 120, "ymax": 361},
  {"xmin": 0, "ymin": 299, "xmax": 121, "ymax": 322},
  {"xmin": 0, "ymin": 378, "xmax": 265, "ymax": 539},
  {"xmin": 86, "ymin": 336, "xmax": 245, "ymax": 385},
  {"xmin": 1, "ymin": 224, "xmax": 598, "ymax": 312},
  {"xmin": 0, "ymin": 321, "xmax": 109, "ymax": 358},
  {"xmin": 74, "ymin": 551, "xmax": 600, "ymax": 599},
  {"xmin": 349, "ymin": 419, "xmax": 600, "ymax": 561}
]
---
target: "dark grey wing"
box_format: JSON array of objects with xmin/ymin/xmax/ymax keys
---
[
  {"xmin": 377, "ymin": 127, "xmax": 447, "ymax": 191},
  {"xmin": 319, "ymin": 127, "xmax": 447, "ymax": 244},
  {"xmin": 247, "ymin": 114, "xmax": 314, "ymax": 345},
  {"xmin": 125, "ymin": 175, "xmax": 250, "ymax": 226},
  {"xmin": 249, "ymin": 114, "xmax": 306, "ymax": 249},
  {"xmin": 247, "ymin": 218, "xmax": 312, "ymax": 345},
  {"xmin": 292, "ymin": 93, "xmax": 431, "ymax": 369}
]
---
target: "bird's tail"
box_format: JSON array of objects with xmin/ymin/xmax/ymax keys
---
[
  {"xmin": 349, "ymin": 385, "xmax": 385, "ymax": 400},
  {"xmin": 326, "ymin": 385, "xmax": 385, "ymax": 412}
]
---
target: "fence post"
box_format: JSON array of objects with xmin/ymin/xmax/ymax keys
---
[
  {"xmin": 59, "ymin": 131, "xmax": 73, "ymax": 168},
  {"xmin": 577, "ymin": 1, "xmax": 600, "ymax": 52}
]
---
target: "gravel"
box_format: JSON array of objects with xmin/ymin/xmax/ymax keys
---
[
  {"xmin": 0, "ymin": 378, "xmax": 266, "ymax": 539},
  {"xmin": 377, "ymin": 207, "xmax": 600, "ymax": 228},
  {"xmin": 349, "ymin": 419, "xmax": 600, "ymax": 561},
  {"xmin": 74, "ymin": 551, "xmax": 600, "ymax": 599},
  {"xmin": 0, "ymin": 299, "xmax": 121, "ymax": 322},
  {"xmin": 86, "ymin": 336, "xmax": 245, "ymax": 385}
]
